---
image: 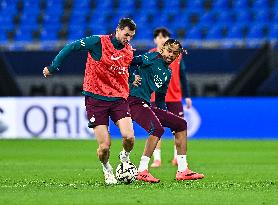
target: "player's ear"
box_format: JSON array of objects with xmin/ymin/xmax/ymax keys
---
[
  {"xmin": 160, "ymin": 46, "xmax": 165, "ymax": 54},
  {"xmin": 116, "ymin": 27, "xmax": 120, "ymax": 34}
]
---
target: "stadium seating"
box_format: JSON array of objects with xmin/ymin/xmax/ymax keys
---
[
  {"xmin": 0, "ymin": 0, "xmax": 277, "ymax": 43},
  {"xmin": 269, "ymin": 24, "xmax": 278, "ymax": 40}
]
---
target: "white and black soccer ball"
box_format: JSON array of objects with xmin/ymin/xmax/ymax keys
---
[{"xmin": 115, "ymin": 162, "xmax": 138, "ymax": 184}]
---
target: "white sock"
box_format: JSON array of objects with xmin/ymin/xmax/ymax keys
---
[
  {"xmin": 177, "ymin": 155, "xmax": 188, "ymax": 172},
  {"xmin": 153, "ymin": 149, "xmax": 161, "ymax": 161},
  {"xmin": 138, "ymin": 156, "xmax": 150, "ymax": 172},
  {"xmin": 173, "ymin": 146, "xmax": 177, "ymax": 159},
  {"xmin": 122, "ymin": 149, "xmax": 130, "ymax": 157},
  {"xmin": 102, "ymin": 161, "xmax": 112, "ymax": 172}
]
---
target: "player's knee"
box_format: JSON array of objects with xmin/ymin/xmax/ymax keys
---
[
  {"xmin": 174, "ymin": 132, "xmax": 185, "ymax": 144},
  {"xmin": 122, "ymin": 130, "xmax": 135, "ymax": 144},
  {"xmin": 99, "ymin": 142, "xmax": 110, "ymax": 154}
]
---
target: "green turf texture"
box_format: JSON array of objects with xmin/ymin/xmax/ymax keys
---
[{"xmin": 0, "ymin": 139, "xmax": 277, "ymax": 205}]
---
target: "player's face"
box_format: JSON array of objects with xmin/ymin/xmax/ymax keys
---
[
  {"xmin": 161, "ymin": 44, "xmax": 181, "ymax": 64},
  {"xmin": 116, "ymin": 27, "xmax": 135, "ymax": 45},
  {"xmin": 154, "ymin": 33, "xmax": 169, "ymax": 49}
]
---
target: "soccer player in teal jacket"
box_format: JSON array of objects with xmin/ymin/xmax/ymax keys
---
[{"xmin": 128, "ymin": 39, "xmax": 204, "ymax": 183}]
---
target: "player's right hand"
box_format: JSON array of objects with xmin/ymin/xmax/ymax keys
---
[
  {"xmin": 132, "ymin": 75, "xmax": 141, "ymax": 87},
  {"xmin": 43, "ymin": 66, "xmax": 52, "ymax": 78}
]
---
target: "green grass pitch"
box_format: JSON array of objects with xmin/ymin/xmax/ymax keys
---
[{"xmin": 0, "ymin": 139, "xmax": 277, "ymax": 205}]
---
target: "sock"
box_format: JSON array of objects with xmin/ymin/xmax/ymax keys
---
[
  {"xmin": 122, "ymin": 149, "xmax": 130, "ymax": 158},
  {"xmin": 177, "ymin": 155, "xmax": 188, "ymax": 172},
  {"xmin": 153, "ymin": 149, "xmax": 161, "ymax": 161},
  {"xmin": 102, "ymin": 161, "xmax": 112, "ymax": 172},
  {"xmin": 138, "ymin": 156, "xmax": 150, "ymax": 172},
  {"xmin": 120, "ymin": 149, "xmax": 130, "ymax": 162},
  {"xmin": 173, "ymin": 146, "xmax": 177, "ymax": 159}
]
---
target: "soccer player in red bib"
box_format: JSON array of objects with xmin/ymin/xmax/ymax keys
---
[
  {"xmin": 148, "ymin": 28, "xmax": 192, "ymax": 168},
  {"xmin": 43, "ymin": 18, "xmax": 136, "ymax": 184}
]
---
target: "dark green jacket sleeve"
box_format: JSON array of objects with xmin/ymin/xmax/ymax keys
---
[
  {"xmin": 48, "ymin": 35, "xmax": 101, "ymax": 73},
  {"xmin": 129, "ymin": 55, "xmax": 142, "ymax": 83},
  {"xmin": 130, "ymin": 55, "xmax": 143, "ymax": 67},
  {"xmin": 155, "ymin": 78, "xmax": 170, "ymax": 110},
  {"xmin": 128, "ymin": 65, "xmax": 138, "ymax": 83},
  {"xmin": 180, "ymin": 58, "xmax": 190, "ymax": 97},
  {"xmin": 130, "ymin": 52, "xmax": 159, "ymax": 67}
]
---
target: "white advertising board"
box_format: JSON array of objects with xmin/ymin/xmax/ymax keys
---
[{"xmin": 0, "ymin": 97, "xmax": 94, "ymax": 139}]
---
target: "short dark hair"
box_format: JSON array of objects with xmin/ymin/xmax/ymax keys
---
[
  {"xmin": 117, "ymin": 18, "xmax": 136, "ymax": 31},
  {"xmin": 163, "ymin": 38, "xmax": 183, "ymax": 53},
  {"xmin": 153, "ymin": 27, "xmax": 171, "ymax": 39}
]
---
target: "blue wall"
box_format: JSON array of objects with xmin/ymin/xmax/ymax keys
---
[{"xmin": 110, "ymin": 98, "xmax": 278, "ymax": 139}]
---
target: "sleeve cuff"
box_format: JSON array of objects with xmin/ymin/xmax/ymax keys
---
[
  {"xmin": 48, "ymin": 65, "xmax": 59, "ymax": 74},
  {"xmin": 155, "ymin": 102, "xmax": 167, "ymax": 111}
]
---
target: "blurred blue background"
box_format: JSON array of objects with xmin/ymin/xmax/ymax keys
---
[
  {"xmin": 0, "ymin": 0, "xmax": 278, "ymax": 46},
  {"xmin": 0, "ymin": 0, "xmax": 278, "ymax": 139}
]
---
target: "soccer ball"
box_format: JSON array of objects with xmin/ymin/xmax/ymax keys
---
[{"xmin": 115, "ymin": 162, "xmax": 138, "ymax": 184}]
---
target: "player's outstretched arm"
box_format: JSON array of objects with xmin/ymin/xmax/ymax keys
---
[
  {"xmin": 128, "ymin": 64, "xmax": 141, "ymax": 87},
  {"xmin": 46, "ymin": 36, "xmax": 101, "ymax": 74},
  {"xmin": 155, "ymin": 80, "xmax": 170, "ymax": 111},
  {"xmin": 130, "ymin": 52, "xmax": 159, "ymax": 68},
  {"xmin": 155, "ymin": 91, "xmax": 167, "ymax": 110},
  {"xmin": 180, "ymin": 57, "xmax": 192, "ymax": 108},
  {"xmin": 130, "ymin": 55, "xmax": 143, "ymax": 67}
]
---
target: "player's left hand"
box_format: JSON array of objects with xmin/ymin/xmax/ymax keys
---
[
  {"xmin": 132, "ymin": 75, "xmax": 141, "ymax": 87},
  {"xmin": 185, "ymin": 98, "xmax": 192, "ymax": 109}
]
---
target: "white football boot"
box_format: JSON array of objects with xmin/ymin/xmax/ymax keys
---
[{"xmin": 103, "ymin": 169, "xmax": 117, "ymax": 185}]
